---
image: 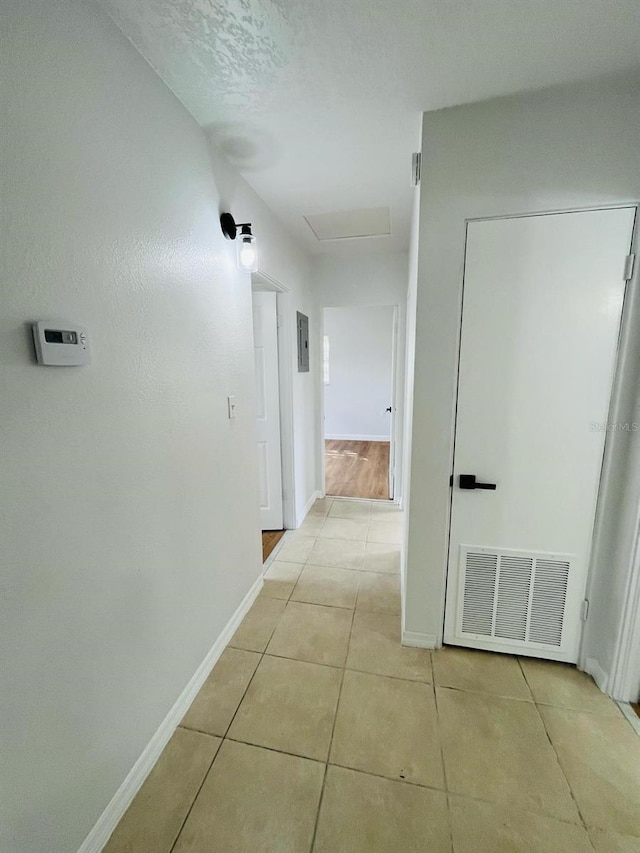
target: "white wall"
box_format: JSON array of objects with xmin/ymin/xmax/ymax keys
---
[
  {"xmin": 405, "ymin": 71, "xmax": 640, "ymax": 679},
  {"xmin": 324, "ymin": 306, "xmax": 395, "ymax": 441},
  {"xmin": 207, "ymin": 153, "xmax": 318, "ymax": 527},
  {"xmin": 0, "ymin": 2, "xmax": 316, "ymax": 851},
  {"xmin": 313, "ymin": 253, "xmax": 408, "ymax": 500}
]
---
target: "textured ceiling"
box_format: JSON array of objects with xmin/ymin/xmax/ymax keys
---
[{"xmin": 99, "ymin": 0, "xmax": 640, "ymax": 256}]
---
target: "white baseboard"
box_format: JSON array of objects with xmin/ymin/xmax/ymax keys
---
[
  {"xmin": 618, "ymin": 702, "xmax": 640, "ymax": 736},
  {"xmin": 77, "ymin": 573, "xmax": 264, "ymax": 853},
  {"xmin": 402, "ymin": 630, "xmax": 439, "ymax": 649},
  {"xmin": 325, "ymin": 434, "xmax": 390, "ymax": 442},
  {"xmin": 297, "ymin": 489, "xmax": 322, "ymax": 527},
  {"xmin": 584, "ymin": 656, "xmax": 610, "ymax": 694}
]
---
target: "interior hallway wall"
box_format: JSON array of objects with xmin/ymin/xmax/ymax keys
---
[
  {"xmin": 207, "ymin": 148, "xmax": 318, "ymax": 527},
  {"xmin": 323, "ymin": 305, "xmax": 395, "ymax": 441},
  {"xmin": 313, "ymin": 253, "xmax": 408, "ymax": 501},
  {"xmin": 405, "ymin": 70, "xmax": 640, "ymax": 685},
  {"xmin": 0, "ymin": 1, "xmax": 316, "ymax": 850}
]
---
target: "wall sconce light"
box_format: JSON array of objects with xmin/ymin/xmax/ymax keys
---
[{"xmin": 220, "ymin": 212, "xmax": 258, "ymax": 273}]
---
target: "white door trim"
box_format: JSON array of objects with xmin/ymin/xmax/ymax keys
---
[
  {"xmin": 320, "ymin": 303, "xmax": 402, "ymax": 504},
  {"xmin": 252, "ymin": 271, "xmax": 296, "ymax": 530},
  {"xmin": 609, "ymin": 508, "xmax": 640, "ymax": 699},
  {"xmin": 318, "ymin": 315, "xmax": 327, "ymax": 499},
  {"xmin": 388, "ymin": 305, "xmax": 399, "ymax": 500},
  {"xmin": 464, "ymin": 200, "xmax": 640, "ymax": 224},
  {"xmin": 582, "ymin": 205, "xmax": 640, "ymax": 700},
  {"xmin": 442, "ymin": 204, "xmax": 639, "ymax": 670}
]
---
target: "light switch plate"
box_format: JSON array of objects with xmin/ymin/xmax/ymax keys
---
[{"xmin": 227, "ymin": 395, "xmax": 237, "ymax": 419}]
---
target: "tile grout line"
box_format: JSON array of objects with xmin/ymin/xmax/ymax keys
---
[
  {"xmin": 438, "ymin": 661, "xmax": 606, "ymax": 841},
  {"xmin": 284, "ymin": 561, "xmax": 401, "ymax": 577},
  {"xmin": 169, "ymin": 599, "xmax": 285, "ymax": 853},
  {"xmin": 308, "ymin": 605, "xmax": 356, "ymax": 853},
  {"xmin": 224, "ymin": 646, "xmax": 432, "ymax": 685},
  {"xmin": 173, "ymin": 500, "xmax": 404, "ymax": 853},
  {"xmin": 432, "ymin": 682, "xmax": 456, "ymax": 852},
  {"xmin": 442, "ymin": 786, "xmax": 599, "ymax": 830},
  {"xmin": 119, "ymin": 500, "xmax": 403, "ymax": 850},
  {"xmin": 323, "ymin": 760, "xmax": 449, "ymax": 795},
  {"xmin": 516, "ymin": 658, "xmax": 595, "ymax": 847},
  {"xmin": 166, "ymin": 742, "xmax": 220, "ymax": 853},
  {"xmin": 176, "ymin": 554, "xmax": 614, "ymax": 853},
  {"xmin": 221, "ymin": 735, "xmax": 328, "ymax": 765},
  {"xmin": 435, "ymin": 682, "xmax": 536, "ymax": 703}
]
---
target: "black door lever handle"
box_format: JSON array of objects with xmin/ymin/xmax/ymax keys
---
[{"xmin": 458, "ymin": 474, "xmax": 497, "ymax": 491}]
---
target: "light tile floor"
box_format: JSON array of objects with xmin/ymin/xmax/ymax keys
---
[{"xmin": 104, "ymin": 498, "xmax": 640, "ymax": 853}]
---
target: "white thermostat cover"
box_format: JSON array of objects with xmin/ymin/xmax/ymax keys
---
[{"xmin": 32, "ymin": 320, "xmax": 90, "ymax": 366}]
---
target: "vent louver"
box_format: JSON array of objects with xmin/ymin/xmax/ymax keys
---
[{"xmin": 460, "ymin": 547, "xmax": 572, "ymax": 648}]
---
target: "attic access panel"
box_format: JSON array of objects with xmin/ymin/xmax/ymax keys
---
[
  {"xmin": 297, "ymin": 311, "xmax": 309, "ymax": 372},
  {"xmin": 304, "ymin": 206, "xmax": 391, "ymax": 241}
]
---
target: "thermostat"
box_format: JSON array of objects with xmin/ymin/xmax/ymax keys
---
[{"xmin": 32, "ymin": 321, "xmax": 90, "ymax": 366}]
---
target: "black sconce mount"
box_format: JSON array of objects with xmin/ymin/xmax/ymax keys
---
[{"xmin": 220, "ymin": 212, "xmax": 253, "ymax": 240}]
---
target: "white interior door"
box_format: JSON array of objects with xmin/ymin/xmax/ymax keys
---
[
  {"xmin": 444, "ymin": 207, "xmax": 636, "ymax": 662},
  {"xmin": 252, "ymin": 291, "xmax": 283, "ymax": 530}
]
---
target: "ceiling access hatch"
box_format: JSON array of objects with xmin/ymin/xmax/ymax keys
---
[{"xmin": 304, "ymin": 206, "xmax": 391, "ymax": 241}]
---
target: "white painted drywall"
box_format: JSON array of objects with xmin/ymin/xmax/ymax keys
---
[
  {"xmin": 405, "ymin": 71, "xmax": 640, "ymax": 686},
  {"xmin": 207, "ymin": 152, "xmax": 318, "ymax": 528},
  {"xmin": 313, "ymin": 253, "xmax": 408, "ymax": 501},
  {"xmin": 323, "ymin": 306, "xmax": 395, "ymax": 440},
  {"xmin": 0, "ymin": 2, "xmax": 316, "ymax": 851}
]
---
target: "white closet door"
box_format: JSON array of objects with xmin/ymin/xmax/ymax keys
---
[
  {"xmin": 445, "ymin": 207, "xmax": 636, "ymax": 662},
  {"xmin": 252, "ymin": 291, "xmax": 283, "ymax": 530}
]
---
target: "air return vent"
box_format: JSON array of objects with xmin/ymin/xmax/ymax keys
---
[{"xmin": 459, "ymin": 546, "xmax": 572, "ymax": 648}]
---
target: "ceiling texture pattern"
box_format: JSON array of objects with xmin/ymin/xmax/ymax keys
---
[{"xmin": 100, "ymin": 0, "xmax": 640, "ymax": 255}]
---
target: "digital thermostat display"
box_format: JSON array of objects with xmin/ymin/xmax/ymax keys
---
[
  {"xmin": 44, "ymin": 329, "xmax": 78, "ymax": 344},
  {"xmin": 32, "ymin": 321, "xmax": 90, "ymax": 366}
]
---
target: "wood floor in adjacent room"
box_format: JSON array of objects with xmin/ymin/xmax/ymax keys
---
[
  {"xmin": 262, "ymin": 530, "xmax": 286, "ymax": 563},
  {"xmin": 325, "ymin": 439, "xmax": 390, "ymax": 500}
]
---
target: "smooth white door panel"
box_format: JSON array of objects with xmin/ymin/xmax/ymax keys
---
[
  {"xmin": 252, "ymin": 291, "xmax": 283, "ymax": 530},
  {"xmin": 445, "ymin": 207, "xmax": 636, "ymax": 661}
]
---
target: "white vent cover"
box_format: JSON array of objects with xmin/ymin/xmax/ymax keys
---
[{"xmin": 459, "ymin": 546, "xmax": 572, "ymax": 649}]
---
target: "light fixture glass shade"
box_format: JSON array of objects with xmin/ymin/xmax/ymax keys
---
[{"xmin": 237, "ymin": 231, "xmax": 258, "ymax": 272}]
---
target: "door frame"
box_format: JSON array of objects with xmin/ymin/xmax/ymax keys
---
[
  {"xmin": 608, "ymin": 518, "xmax": 640, "ymax": 700},
  {"xmin": 442, "ymin": 204, "xmax": 640, "ymax": 682},
  {"xmin": 251, "ymin": 271, "xmax": 296, "ymax": 531},
  {"xmin": 319, "ymin": 303, "xmax": 402, "ymax": 504},
  {"xmin": 581, "ymin": 203, "xmax": 640, "ymax": 700},
  {"xmin": 388, "ymin": 305, "xmax": 399, "ymax": 500}
]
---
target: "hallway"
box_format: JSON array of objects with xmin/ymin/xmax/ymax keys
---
[{"xmin": 104, "ymin": 499, "xmax": 640, "ymax": 853}]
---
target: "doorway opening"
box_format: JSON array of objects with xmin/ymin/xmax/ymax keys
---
[
  {"xmin": 262, "ymin": 529, "xmax": 286, "ymax": 563},
  {"xmin": 251, "ymin": 273, "xmax": 295, "ymax": 563},
  {"xmin": 323, "ymin": 305, "xmax": 398, "ymax": 501}
]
